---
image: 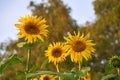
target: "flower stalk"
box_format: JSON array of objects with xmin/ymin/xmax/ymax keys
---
[
  {"xmin": 79, "ymin": 62, "xmax": 82, "ymax": 80},
  {"xmin": 79, "ymin": 62, "xmax": 81, "ymax": 71},
  {"xmin": 117, "ymin": 68, "xmax": 120, "ymax": 76},
  {"xmin": 56, "ymin": 64, "xmax": 60, "ymax": 80},
  {"xmin": 26, "ymin": 49, "xmax": 31, "ymax": 80}
]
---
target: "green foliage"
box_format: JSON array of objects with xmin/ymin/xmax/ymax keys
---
[
  {"xmin": 16, "ymin": 71, "xmax": 25, "ymax": 76},
  {"xmin": 29, "ymin": 65, "xmax": 37, "ymax": 73},
  {"xmin": 17, "ymin": 42, "xmax": 33, "ymax": 50},
  {"xmin": 23, "ymin": 43, "xmax": 33, "ymax": 50},
  {"xmin": 101, "ymin": 74, "xmax": 116, "ymax": 80},
  {"xmin": 0, "ymin": 54, "xmax": 23, "ymax": 74},
  {"xmin": 105, "ymin": 64, "xmax": 113, "ymax": 73},
  {"xmin": 27, "ymin": 67, "xmax": 90, "ymax": 80},
  {"xmin": 17, "ymin": 42, "xmax": 26, "ymax": 48},
  {"xmin": 101, "ymin": 74, "xmax": 120, "ymax": 80},
  {"xmin": 37, "ymin": 39, "xmax": 44, "ymax": 44},
  {"xmin": 40, "ymin": 59, "xmax": 48, "ymax": 69},
  {"xmin": 27, "ymin": 71, "xmax": 57, "ymax": 78}
]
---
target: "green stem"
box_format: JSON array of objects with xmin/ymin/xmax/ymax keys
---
[
  {"xmin": 79, "ymin": 62, "xmax": 81, "ymax": 71},
  {"xmin": 26, "ymin": 49, "xmax": 31, "ymax": 80},
  {"xmin": 117, "ymin": 68, "xmax": 120, "ymax": 76},
  {"xmin": 55, "ymin": 64, "xmax": 60, "ymax": 80},
  {"xmin": 79, "ymin": 62, "xmax": 81, "ymax": 80}
]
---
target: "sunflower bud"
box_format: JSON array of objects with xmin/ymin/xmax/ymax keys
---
[{"xmin": 109, "ymin": 56, "xmax": 120, "ymax": 68}]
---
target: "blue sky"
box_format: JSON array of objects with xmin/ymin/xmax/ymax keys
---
[{"xmin": 0, "ymin": 0, "xmax": 95, "ymax": 43}]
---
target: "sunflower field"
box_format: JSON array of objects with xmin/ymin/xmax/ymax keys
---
[{"xmin": 0, "ymin": 0, "xmax": 120, "ymax": 80}]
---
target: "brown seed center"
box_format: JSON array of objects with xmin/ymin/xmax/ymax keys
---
[
  {"xmin": 25, "ymin": 23, "xmax": 40, "ymax": 35},
  {"xmin": 72, "ymin": 41, "xmax": 86, "ymax": 52},
  {"xmin": 52, "ymin": 48, "xmax": 62, "ymax": 58},
  {"xmin": 43, "ymin": 76, "xmax": 50, "ymax": 80}
]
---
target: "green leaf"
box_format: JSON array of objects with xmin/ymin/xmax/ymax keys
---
[
  {"xmin": 23, "ymin": 43, "xmax": 33, "ymax": 50},
  {"xmin": 9, "ymin": 55, "xmax": 24, "ymax": 64},
  {"xmin": 16, "ymin": 71, "xmax": 25, "ymax": 76},
  {"xmin": 79, "ymin": 67, "xmax": 91, "ymax": 76},
  {"xmin": 61, "ymin": 72, "xmax": 75, "ymax": 80},
  {"xmin": 40, "ymin": 59, "xmax": 48, "ymax": 69},
  {"xmin": 0, "ymin": 62, "xmax": 8, "ymax": 74},
  {"xmin": 17, "ymin": 42, "xmax": 26, "ymax": 48},
  {"xmin": 0, "ymin": 54, "xmax": 24, "ymax": 74},
  {"xmin": 71, "ymin": 67, "xmax": 91, "ymax": 78},
  {"xmin": 105, "ymin": 64, "xmax": 114, "ymax": 73},
  {"xmin": 71, "ymin": 67, "xmax": 84, "ymax": 76},
  {"xmin": 29, "ymin": 65, "xmax": 37, "ymax": 73},
  {"xmin": 37, "ymin": 39, "xmax": 44, "ymax": 44},
  {"xmin": 116, "ymin": 76, "xmax": 120, "ymax": 80},
  {"xmin": 101, "ymin": 74, "xmax": 116, "ymax": 80},
  {"xmin": 27, "ymin": 71, "xmax": 58, "ymax": 78},
  {"xmin": 81, "ymin": 67, "xmax": 91, "ymax": 72},
  {"xmin": 17, "ymin": 42, "xmax": 33, "ymax": 50}
]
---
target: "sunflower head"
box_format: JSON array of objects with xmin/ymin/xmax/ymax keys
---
[
  {"xmin": 109, "ymin": 56, "xmax": 120, "ymax": 68},
  {"xmin": 39, "ymin": 74, "xmax": 55, "ymax": 80},
  {"xmin": 45, "ymin": 42, "xmax": 68, "ymax": 65},
  {"xmin": 15, "ymin": 15, "xmax": 48, "ymax": 43},
  {"xmin": 82, "ymin": 73, "xmax": 91, "ymax": 80},
  {"xmin": 30, "ymin": 78, "xmax": 38, "ymax": 80},
  {"xmin": 64, "ymin": 31, "xmax": 95, "ymax": 63}
]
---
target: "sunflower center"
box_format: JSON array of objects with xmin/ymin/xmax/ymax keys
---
[
  {"xmin": 111, "ymin": 58, "xmax": 120, "ymax": 68},
  {"xmin": 85, "ymin": 75, "xmax": 89, "ymax": 79},
  {"xmin": 52, "ymin": 48, "xmax": 62, "ymax": 58},
  {"xmin": 72, "ymin": 41, "xmax": 86, "ymax": 52},
  {"xmin": 43, "ymin": 76, "xmax": 50, "ymax": 80},
  {"xmin": 25, "ymin": 24, "xmax": 40, "ymax": 35}
]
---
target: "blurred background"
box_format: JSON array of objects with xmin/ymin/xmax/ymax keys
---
[{"xmin": 0, "ymin": 0, "xmax": 120, "ymax": 80}]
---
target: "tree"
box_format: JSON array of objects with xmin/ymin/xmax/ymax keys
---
[{"xmin": 93, "ymin": 0, "xmax": 120, "ymax": 61}]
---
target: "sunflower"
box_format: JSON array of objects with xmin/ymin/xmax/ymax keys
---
[
  {"xmin": 64, "ymin": 31, "xmax": 95, "ymax": 64},
  {"xmin": 82, "ymin": 73, "xmax": 91, "ymax": 80},
  {"xmin": 109, "ymin": 56, "xmax": 120, "ymax": 68},
  {"xmin": 39, "ymin": 74, "xmax": 55, "ymax": 80},
  {"xmin": 45, "ymin": 42, "xmax": 68, "ymax": 65},
  {"xmin": 15, "ymin": 15, "xmax": 48, "ymax": 43},
  {"xmin": 30, "ymin": 78, "xmax": 38, "ymax": 80}
]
